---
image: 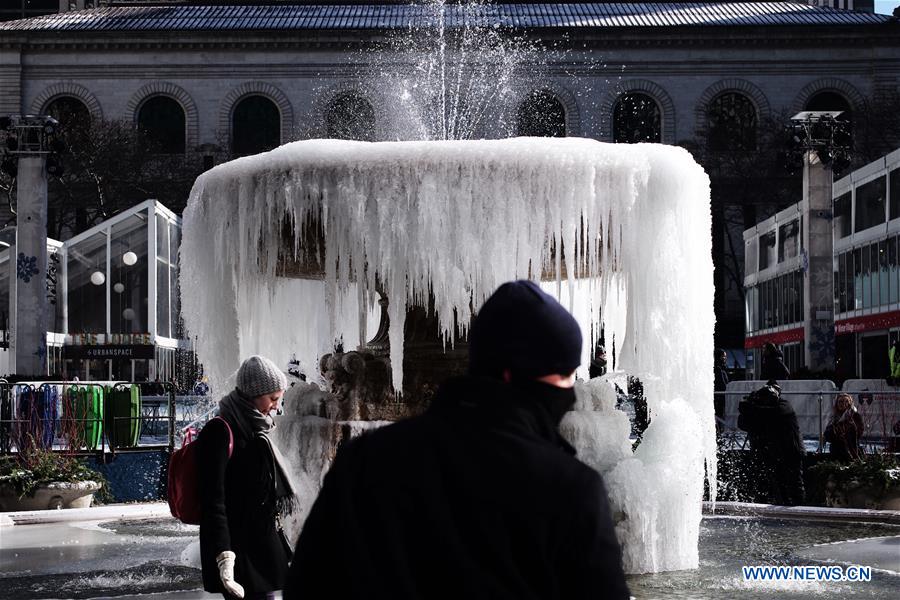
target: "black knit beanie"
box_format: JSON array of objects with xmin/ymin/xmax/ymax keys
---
[{"xmin": 468, "ymin": 280, "xmax": 583, "ymax": 379}]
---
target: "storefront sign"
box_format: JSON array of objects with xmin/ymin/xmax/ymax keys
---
[
  {"xmin": 64, "ymin": 345, "xmax": 155, "ymax": 360},
  {"xmin": 835, "ymin": 310, "xmax": 900, "ymax": 335},
  {"xmin": 744, "ymin": 327, "xmax": 805, "ymax": 349}
]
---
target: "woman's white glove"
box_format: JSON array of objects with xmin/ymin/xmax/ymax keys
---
[{"xmin": 216, "ymin": 550, "xmax": 245, "ymax": 599}]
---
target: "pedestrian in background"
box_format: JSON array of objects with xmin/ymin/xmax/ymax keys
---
[
  {"xmin": 761, "ymin": 342, "xmax": 790, "ymax": 383},
  {"xmin": 714, "ymin": 348, "xmax": 729, "ymax": 434},
  {"xmin": 824, "ymin": 392, "xmax": 864, "ymax": 461}
]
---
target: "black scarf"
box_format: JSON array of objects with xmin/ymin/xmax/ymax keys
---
[{"xmin": 219, "ymin": 389, "xmax": 298, "ymax": 512}]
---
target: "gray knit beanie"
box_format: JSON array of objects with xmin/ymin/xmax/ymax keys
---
[{"xmin": 236, "ymin": 355, "xmax": 288, "ymax": 398}]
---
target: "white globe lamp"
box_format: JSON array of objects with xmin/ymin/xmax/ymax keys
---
[
  {"xmin": 90, "ymin": 271, "xmax": 105, "ymax": 286},
  {"xmin": 122, "ymin": 251, "xmax": 138, "ymax": 266},
  {"xmin": 122, "ymin": 308, "xmax": 136, "ymax": 321},
  {"xmin": 113, "ymin": 282, "xmax": 125, "ymax": 294}
]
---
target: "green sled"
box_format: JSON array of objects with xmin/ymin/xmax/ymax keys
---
[
  {"xmin": 105, "ymin": 385, "xmax": 142, "ymax": 449},
  {"xmin": 63, "ymin": 386, "xmax": 103, "ymax": 451}
]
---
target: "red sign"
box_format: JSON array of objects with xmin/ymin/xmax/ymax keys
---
[
  {"xmin": 835, "ymin": 310, "xmax": 900, "ymax": 335},
  {"xmin": 744, "ymin": 327, "xmax": 805, "ymax": 349}
]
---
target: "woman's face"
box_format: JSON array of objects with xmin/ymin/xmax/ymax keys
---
[
  {"xmin": 253, "ymin": 390, "xmax": 284, "ymax": 415},
  {"xmin": 836, "ymin": 396, "xmax": 850, "ymax": 412}
]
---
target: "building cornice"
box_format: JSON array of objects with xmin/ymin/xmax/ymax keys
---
[{"xmin": 2, "ymin": 25, "xmax": 899, "ymax": 52}]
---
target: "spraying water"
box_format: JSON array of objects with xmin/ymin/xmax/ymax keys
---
[{"xmin": 180, "ymin": 136, "xmax": 714, "ymax": 573}]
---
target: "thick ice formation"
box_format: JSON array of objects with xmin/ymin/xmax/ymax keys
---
[{"xmin": 180, "ymin": 137, "xmax": 714, "ymax": 573}]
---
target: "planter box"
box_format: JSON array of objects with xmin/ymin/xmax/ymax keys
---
[
  {"xmin": 0, "ymin": 481, "xmax": 101, "ymax": 511},
  {"xmin": 825, "ymin": 479, "xmax": 900, "ymax": 510}
]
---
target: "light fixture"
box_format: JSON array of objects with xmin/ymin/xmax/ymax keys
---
[
  {"xmin": 122, "ymin": 251, "xmax": 138, "ymax": 266},
  {"xmin": 113, "ymin": 282, "xmax": 125, "ymax": 293},
  {"xmin": 90, "ymin": 271, "xmax": 105, "ymax": 286},
  {"xmin": 122, "ymin": 308, "xmax": 135, "ymax": 320}
]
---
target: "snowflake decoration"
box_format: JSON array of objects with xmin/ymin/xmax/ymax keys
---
[
  {"xmin": 808, "ymin": 325, "xmax": 835, "ymax": 366},
  {"xmin": 16, "ymin": 253, "xmax": 39, "ymax": 283}
]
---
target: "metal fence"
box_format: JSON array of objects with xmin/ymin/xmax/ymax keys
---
[{"xmin": 0, "ymin": 379, "xmax": 214, "ymax": 459}]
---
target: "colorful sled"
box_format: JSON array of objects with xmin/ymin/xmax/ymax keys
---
[
  {"xmin": 15, "ymin": 385, "xmax": 58, "ymax": 452},
  {"xmin": 63, "ymin": 386, "xmax": 103, "ymax": 450},
  {"xmin": 105, "ymin": 385, "xmax": 142, "ymax": 449}
]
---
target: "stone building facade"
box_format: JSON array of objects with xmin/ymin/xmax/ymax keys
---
[{"xmin": 0, "ymin": 2, "xmax": 898, "ymax": 352}]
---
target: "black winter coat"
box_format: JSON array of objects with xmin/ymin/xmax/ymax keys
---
[
  {"xmin": 761, "ymin": 351, "xmax": 791, "ymax": 383},
  {"xmin": 197, "ymin": 416, "xmax": 291, "ymax": 594},
  {"xmin": 284, "ymin": 376, "xmax": 629, "ymax": 600}
]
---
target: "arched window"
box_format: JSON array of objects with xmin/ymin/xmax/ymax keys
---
[
  {"xmin": 613, "ymin": 92, "xmax": 661, "ymax": 143},
  {"xmin": 707, "ymin": 92, "xmax": 757, "ymax": 151},
  {"xmin": 44, "ymin": 96, "xmax": 90, "ymax": 129},
  {"xmin": 516, "ymin": 91, "xmax": 566, "ymax": 138},
  {"xmin": 325, "ymin": 92, "xmax": 375, "ymax": 141},
  {"xmin": 805, "ymin": 91, "xmax": 853, "ymax": 136},
  {"xmin": 137, "ymin": 96, "xmax": 186, "ymax": 154},
  {"xmin": 232, "ymin": 95, "xmax": 281, "ymax": 156}
]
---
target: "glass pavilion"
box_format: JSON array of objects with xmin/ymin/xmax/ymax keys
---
[{"xmin": 0, "ymin": 200, "xmax": 187, "ymax": 383}]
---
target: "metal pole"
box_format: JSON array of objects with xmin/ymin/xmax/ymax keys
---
[{"xmin": 817, "ymin": 393, "xmax": 824, "ymax": 452}]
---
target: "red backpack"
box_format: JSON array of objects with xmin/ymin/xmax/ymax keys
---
[{"xmin": 168, "ymin": 416, "xmax": 234, "ymax": 525}]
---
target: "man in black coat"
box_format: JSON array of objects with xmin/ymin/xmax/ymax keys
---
[
  {"xmin": 284, "ymin": 280, "xmax": 629, "ymax": 600},
  {"xmin": 713, "ymin": 348, "xmax": 729, "ymax": 434},
  {"xmin": 738, "ymin": 383, "xmax": 805, "ymax": 506},
  {"xmin": 760, "ymin": 342, "xmax": 791, "ymax": 383}
]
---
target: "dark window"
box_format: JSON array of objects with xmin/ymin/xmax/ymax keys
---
[
  {"xmin": 890, "ymin": 168, "xmax": 900, "ymax": 221},
  {"xmin": 325, "ymin": 92, "xmax": 375, "ymax": 141},
  {"xmin": 45, "ymin": 96, "xmax": 90, "ymax": 129},
  {"xmin": 613, "ymin": 92, "xmax": 661, "ymax": 143},
  {"xmin": 834, "ymin": 192, "xmax": 852, "ymax": 238},
  {"xmin": 759, "ymin": 231, "xmax": 776, "ymax": 270},
  {"xmin": 707, "ymin": 92, "xmax": 757, "ymax": 151},
  {"xmin": 805, "ymin": 91, "xmax": 853, "ymax": 128},
  {"xmin": 232, "ymin": 95, "xmax": 281, "ymax": 156},
  {"xmin": 778, "ymin": 220, "xmax": 799, "ymax": 262},
  {"xmin": 516, "ymin": 90, "xmax": 566, "ymax": 138},
  {"xmin": 854, "ymin": 176, "xmax": 887, "ymax": 233},
  {"xmin": 137, "ymin": 96, "xmax": 186, "ymax": 154}
]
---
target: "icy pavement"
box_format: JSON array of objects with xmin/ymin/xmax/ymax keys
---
[{"xmin": 0, "ymin": 513, "xmax": 205, "ymax": 599}]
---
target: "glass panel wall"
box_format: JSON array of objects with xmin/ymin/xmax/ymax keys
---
[
  {"xmin": 110, "ymin": 210, "xmax": 149, "ymax": 334},
  {"xmin": 759, "ymin": 232, "xmax": 776, "ymax": 270},
  {"xmin": 67, "ymin": 231, "xmax": 108, "ymax": 334},
  {"xmin": 745, "ymin": 237, "xmax": 758, "ymax": 275},
  {"xmin": 155, "ymin": 212, "xmax": 181, "ymax": 339},
  {"xmin": 834, "ymin": 192, "xmax": 852, "ymax": 238},
  {"xmin": 778, "ymin": 219, "xmax": 799, "ymax": 262},
  {"xmin": 889, "ymin": 168, "xmax": 899, "ymax": 221},
  {"xmin": 745, "ymin": 269, "xmax": 804, "ymax": 334},
  {"xmin": 855, "ymin": 175, "xmax": 887, "ymax": 233},
  {"xmin": 836, "ymin": 235, "xmax": 900, "ymax": 315}
]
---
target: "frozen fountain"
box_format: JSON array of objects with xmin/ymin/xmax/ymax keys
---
[
  {"xmin": 180, "ymin": 136, "xmax": 715, "ymax": 573},
  {"xmin": 179, "ymin": 0, "xmax": 715, "ymax": 576}
]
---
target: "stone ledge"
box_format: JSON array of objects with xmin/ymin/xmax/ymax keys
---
[
  {"xmin": 0, "ymin": 500, "xmax": 171, "ymax": 527},
  {"xmin": 704, "ymin": 501, "xmax": 900, "ymax": 524}
]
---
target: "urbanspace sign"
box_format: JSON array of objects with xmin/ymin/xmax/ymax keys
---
[{"xmin": 63, "ymin": 345, "xmax": 156, "ymax": 360}]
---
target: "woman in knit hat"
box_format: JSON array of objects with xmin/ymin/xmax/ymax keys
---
[{"xmin": 197, "ymin": 355, "xmax": 297, "ymax": 600}]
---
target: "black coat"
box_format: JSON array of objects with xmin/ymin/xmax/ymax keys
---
[
  {"xmin": 284, "ymin": 376, "xmax": 629, "ymax": 600},
  {"xmin": 761, "ymin": 351, "xmax": 791, "ymax": 383},
  {"xmin": 197, "ymin": 416, "xmax": 291, "ymax": 594}
]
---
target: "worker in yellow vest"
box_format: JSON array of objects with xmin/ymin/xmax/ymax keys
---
[{"xmin": 889, "ymin": 339, "xmax": 900, "ymax": 385}]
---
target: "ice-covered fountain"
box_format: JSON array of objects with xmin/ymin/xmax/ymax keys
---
[
  {"xmin": 179, "ymin": 0, "xmax": 715, "ymax": 576},
  {"xmin": 180, "ymin": 135, "xmax": 715, "ymax": 574}
]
